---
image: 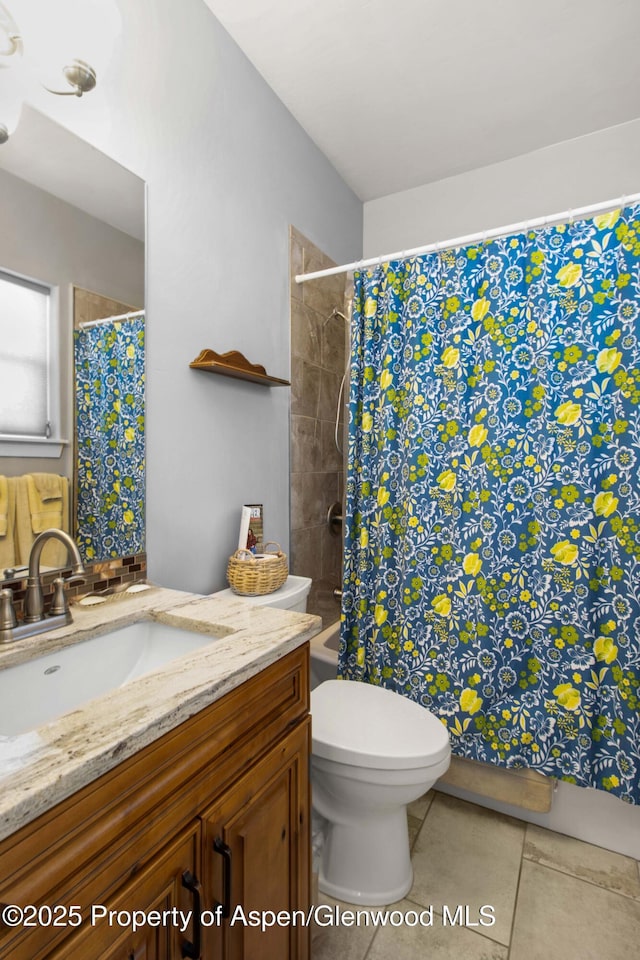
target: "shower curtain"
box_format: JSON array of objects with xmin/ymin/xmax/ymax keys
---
[
  {"xmin": 74, "ymin": 316, "xmax": 145, "ymax": 562},
  {"xmin": 340, "ymin": 204, "xmax": 640, "ymax": 803}
]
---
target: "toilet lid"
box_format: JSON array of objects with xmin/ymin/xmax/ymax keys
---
[{"xmin": 311, "ymin": 679, "xmax": 450, "ymax": 770}]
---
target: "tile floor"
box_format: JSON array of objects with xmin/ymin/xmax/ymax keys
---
[{"xmin": 311, "ymin": 790, "xmax": 640, "ymax": 959}]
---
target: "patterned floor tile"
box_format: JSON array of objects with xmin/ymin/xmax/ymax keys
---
[
  {"xmin": 407, "ymin": 789, "xmax": 434, "ymax": 821},
  {"xmin": 409, "ymin": 792, "xmax": 525, "ymax": 946},
  {"xmin": 524, "ymin": 823, "xmax": 640, "ymax": 899},
  {"xmin": 365, "ymin": 898, "xmax": 508, "ymax": 960},
  {"xmin": 310, "ymin": 895, "xmax": 379, "ymax": 960},
  {"xmin": 408, "ymin": 814, "xmax": 422, "ymax": 850},
  {"xmin": 510, "ymin": 859, "xmax": 640, "ymax": 960}
]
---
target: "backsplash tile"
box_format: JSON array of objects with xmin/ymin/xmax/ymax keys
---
[{"xmin": 3, "ymin": 553, "xmax": 147, "ymax": 619}]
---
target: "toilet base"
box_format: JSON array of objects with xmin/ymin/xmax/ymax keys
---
[
  {"xmin": 318, "ymin": 865, "xmax": 414, "ymax": 907},
  {"xmin": 317, "ymin": 807, "xmax": 413, "ymax": 906}
]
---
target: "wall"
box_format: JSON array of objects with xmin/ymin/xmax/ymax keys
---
[
  {"xmin": 7, "ymin": 0, "xmax": 638, "ymax": 854},
  {"xmin": 21, "ymin": 0, "xmax": 362, "ymax": 595},
  {"xmin": 0, "ymin": 166, "xmax": 144, "ymax": 479},
  {"xmin": 364, "ymin": 119, "xmax": 640, "ymax": 255},
  {"xmin": 289, "ymin": 227, "xmax": 347, "ymax": 623},
  {"xmin": 362, "ymin": 118, "xmax": 640, "ymax": 856}
]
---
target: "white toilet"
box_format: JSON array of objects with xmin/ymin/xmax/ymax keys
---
[
  {"xmin": 311, "ymin": 679, "xmax": 451, "ymax": 905},
  {"xmin": 210, "ymin": 574, "xmax": 312, "ymax": 612}
]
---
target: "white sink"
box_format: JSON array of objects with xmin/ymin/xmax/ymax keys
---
[{"xmin": 0, "ymin": 620, "xmax": 214, "ymax": 737}]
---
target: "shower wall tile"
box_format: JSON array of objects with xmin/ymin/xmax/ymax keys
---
[
  {"xmin": 321, "ymin": 312, "xmax": 348, "ymax": 374},
  {"xmin": 321, "ymin": 524, "xmax": 342, "ymax": 582},
  {"xmin": 308, "ymin": 578, "xmax": 341, "ymax": 627},
  {"xmin": 290, "ymin": 527, "xmax": 323, "ymax": 582},
  {"xmin": 320, "ymin": 419, "xmax": 343, "ymax": 474},
  {"xmin": 291, "ymin": 415, "xmax": 323, "ymax": 474},
  {"xmin": 291, "ymin": 472, "xmax": 339, "ymax": 531},
  {"xmin": 291, "ymin": 299, "xmax": 322, "ymax": 360},
  {"xmin": 318, "ymin": 367, "xmax": 345, "ymax": 422},
  {"xmin": 290, "ymin": 357, "xmax": 321, "ymax": 418},
  {"xmin": 290, "ymin": 228, "xmax": 347, "ymax": 620},
  {"xmin": 301, "ymin": 239, "xmax": 346, "ymax": 318},
  {"xmin": 303, "ymin": 276, "xmax": 344, "ymax": 319},
  {"xmin": 302, "ymin": 241, "xmax": 333, "ymax": 270},
  {"xmin": 289, "ymin": 228, "xmax": 304, "ymax": 303}
]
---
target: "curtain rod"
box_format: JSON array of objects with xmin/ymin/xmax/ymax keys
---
[
  {"xmin": 295, "ymin": 191, "xmax": 640, "ymax": 284},
  {"xmin": 78, "ymin": 309, "xmax": 145, "ymax": 330}
]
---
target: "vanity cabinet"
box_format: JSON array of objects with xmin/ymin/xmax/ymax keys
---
[
  {"xmin": 202, "ymin": 723, "xmax": 309, "ymax": 960},
  {"xmin": 0, "ymin": 644, "xmax": 311, "ymax": 960},
  {"xmin": 51, "ymin": 823, "xmax": 201, "ymax": 960}
]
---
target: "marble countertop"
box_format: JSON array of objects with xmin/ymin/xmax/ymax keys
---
[{"xmin": 0, "ymin": 586, "xmax": 321, "ymax": 842}]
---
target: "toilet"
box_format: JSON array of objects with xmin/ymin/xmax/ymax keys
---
[
  {"xmin": 209, "ymin": 577, "xmax": 449, "ymax": 905},
  {"xmin": 311, "ymin": 679, "xmax": 451, "ymax": 905},
  {"xmin": 210, "ymin": 574, "xmax": 312, "ymax": 612}
]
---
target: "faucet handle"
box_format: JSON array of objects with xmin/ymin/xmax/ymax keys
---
[
  {"xmin": 50, "ymin": 577, "xmax": 72, "ymax": 619},
  {"xmin": 0, "ymin": 588, "xmax": 18, "ymax": 642}
]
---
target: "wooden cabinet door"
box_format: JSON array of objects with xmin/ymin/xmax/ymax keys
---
[
  {"xmin": 201, "ymin": 720, "xmax": 311, "ymax": 960},
  {"xmin": 50, "ymin": 823, "xmax": 201, "ymax": 960}
]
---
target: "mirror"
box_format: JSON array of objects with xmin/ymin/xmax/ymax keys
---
[{"xmin": 0, "ymin": 105, "xmax": 145, "ymax": 572}]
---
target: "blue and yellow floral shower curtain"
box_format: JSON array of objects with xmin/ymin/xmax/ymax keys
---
[
  {"xmin": 74, "ymin": 316, "xmax": 145, "ymax": 562},
  {"xmin": 340, "ymin": 205, "xmax": 640, "ymax": 803}
]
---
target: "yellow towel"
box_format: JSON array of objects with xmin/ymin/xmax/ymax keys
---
[
  {"xmin": 25, "ymin": 474, "xmax": 64, "ymax": 532},
  {"xmin": 15, "ymin": 475, "xmax": 70, "ymax": 567},
  {"xmin": 0, "ymin": 475, "xmax": 8, "ymax": 537},
  {"xmin": 0, "ymin": 476, "xmax": 17, "ymax": 571},
  {"xmin": 31, "ymin": 472, "xmax": 65, "ymax": 502}
]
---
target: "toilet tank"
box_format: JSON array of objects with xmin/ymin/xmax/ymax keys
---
[{"xmin": 210, "ymin": 575, "xmax": 312, "ymax": 613}]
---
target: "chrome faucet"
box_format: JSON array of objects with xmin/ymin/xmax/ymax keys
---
[{"xmin": 0, "ymin": 529, "xmax": 85, "ymax": 643}]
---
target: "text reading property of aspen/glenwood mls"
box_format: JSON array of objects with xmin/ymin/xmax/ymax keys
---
[{"xmin": 1, "ymin": 902, "xmax": 496, "ymax": 934}]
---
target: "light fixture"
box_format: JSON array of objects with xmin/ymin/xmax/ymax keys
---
[
  {"xmin": 0, "ymin": 0, "xmax": 121, "ymax": 142},
  {"xmin": 0, "ymin": 65, "xmax": 23, "ymax": 143},
  {"xmin": 0, "ymin": 3, "xmax": 20, "ymax": 60},
  {"xmin": 0, "ymin": 4, "xmax": 25, "ymax": 144}
]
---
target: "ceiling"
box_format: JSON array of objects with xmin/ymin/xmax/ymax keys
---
[
  {"xmin": 0, "ymin": 106, "xmax": 145, "ymax": 241},
  {"xmin": 203, "ymin": 0, "xmax": 640, "ymax": 202}
]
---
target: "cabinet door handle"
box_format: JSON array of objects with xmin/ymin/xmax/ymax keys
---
[
  {"xmin": 181, "ymin": 869, "xmax": 202, "ymax": 959},
  {"xmin": 213, "ymin": 837, "xmax": 232, "ymax": 919}
]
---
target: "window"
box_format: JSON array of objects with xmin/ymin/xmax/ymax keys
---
[{"xmin": 0, "ymin": 269, "xmax": 62, "ymax": 453}]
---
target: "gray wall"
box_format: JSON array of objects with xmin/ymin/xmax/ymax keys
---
[
  {"xmin": 0, "ymin": 166, "xmax": 144, "ymax": 478},
  {"xmin": 364, "ymin": 119, "xmax": 640, "ymax": 255},
  {"xmin": 26, "ymin": 0, "xmax": 362, "ymax": 593}
]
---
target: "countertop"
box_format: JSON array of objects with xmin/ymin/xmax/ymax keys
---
[{"xmin": 0, "ymin": 586, "xmax": 321, "ymax": 842}]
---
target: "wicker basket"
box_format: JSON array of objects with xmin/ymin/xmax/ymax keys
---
[{"xmin": 226, "ymin": 541, "xmax": 288, "ymax": 596}]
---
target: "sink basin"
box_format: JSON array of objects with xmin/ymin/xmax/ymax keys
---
[{"xmin": 0, "ymin": 620, "xmax": 215, "ymax": 738}]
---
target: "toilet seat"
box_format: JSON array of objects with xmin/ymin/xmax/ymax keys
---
[{"xmin": 311, "ymin": 679, "xmax": 450, "ymax": 770}]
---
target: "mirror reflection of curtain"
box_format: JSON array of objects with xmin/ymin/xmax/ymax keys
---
[{"xmin": 74, "ymin": 316, "xmax": 145, "ymax": 562}]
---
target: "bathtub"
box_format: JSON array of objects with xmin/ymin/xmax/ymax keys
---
[{"xmin": 309, "ymin": 620, "xmax": 340, "ymax": 689}]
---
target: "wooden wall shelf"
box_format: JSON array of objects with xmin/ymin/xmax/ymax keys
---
[{"xmin": 189, "ymin": 349, "xmax": 290, "ymax": 386}]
